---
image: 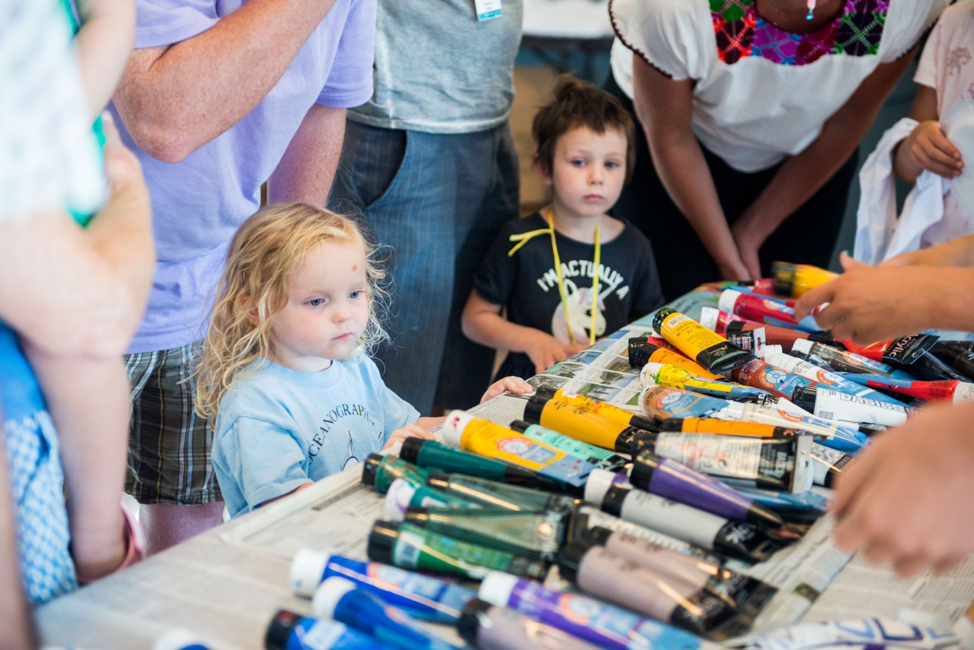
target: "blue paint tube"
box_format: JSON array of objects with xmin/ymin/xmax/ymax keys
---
[
  {"xmin": 265, "ymin": 610, "xmax": 399, "ymax": 650},
  {"xmin": 313, "ymin": 577, "xmax": 463, "ymax": 650},
  {"xmin": 746, "ymin": 618, "xmax": 962, "ymax": 650},
  {"xmin": 290, "ymin": 550, "xmax": 475, "ymax": 624},
  {"xmin": 477, "ymin": 572, "xmax": 720, "ymax": 650},
  {"xmin": 765, "ymin": 352, "xmax": 903, "ymax": 405}
]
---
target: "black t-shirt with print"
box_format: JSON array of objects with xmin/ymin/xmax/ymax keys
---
[{"xmin": 473, "ymin": 212, "xmax": 665, "ymax": 379}]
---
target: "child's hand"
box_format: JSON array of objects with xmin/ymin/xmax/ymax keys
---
[
  {"xmin": 480, "ymin": 376, "xmax": 533, "ymax": 403},
  {"xmin": 903, "ymin": 120, "xmax": 963, "ymax": 179},
  {"xmin": 525, "ymin": 331, "xmax": 589, "ymax": 375},
  {"xmin": 383, "ymin": 423, "xmax": 435, "ymax": 450}
]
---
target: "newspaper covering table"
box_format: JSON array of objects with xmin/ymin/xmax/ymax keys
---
[{"xmin": 36, "ymin": 290, "xmax": 974, "ymax": 648}]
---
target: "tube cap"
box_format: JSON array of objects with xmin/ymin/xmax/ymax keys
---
[
  {"xmin": 383, "ymin": 478, "xmax": 415, "ymax": 522},
  {"xmin": 361, "ymin": 454, "xmax": 383, "ymax": 486},
  {"xmin": 639, "ymin": 365, "xmax": 659, "ymax": 389},
  {"xmin": 367, "ymin": 520, "xmax": 401, "ymax": 564},
  {"xmin": 478, "ymin": 571, "xmax": 520, "ymax": 607},
  {"xmin": 584, "ymin": 469, "xmax": 627, "ymax": 506},
  {"xmin": 790, "ymin": 386, "xmax": 818, "ymax": 413},
  {"xmin": 601, "ymin": 485, "xmax": 630, "ymax": 518},
  {"xmin": 523, "ymin": 396, "xmax": 547, "ymax": 425},
  {"xmin": 534, "ymin": 386, "xmax": 557, "ymax": 402},
  {"xmin": 443, "ymin": 411, "xmax": 474, "ymax": 446},
  {"xmin": 312, "ymin": 576, "xmax": 357, "ymax": 620},
  {"xmin": 651, "ymin": 308, "xmax": 676, "ymax": 334},
  {"xmin": 153, "ymin": 629, "xmax": 210, "ymax": 650},
  {"xmin": 290, "ymin": 548, "xmax": 331, "ymax": 598},
  {"xmin": 718, "ymin": 289, "xmax": 743, "ymax": 313},
  {"xmin": 628, "ymin": 452, "xmax": 660, "ymax": 491},
  {"xmin": 790, "ymin": 338, "xmax": 814, "ymax": 357},
  {"xmin": 509, "ymin": 419, "xmax": 530, "ymax": 434},
  {"xmin": 629, "ymin": 413, "xmax": 659, "ymax": 433},
  {"xmin": 628, "ymin": 339, "xmax": 659, "ymax": 369},
  {"xmin": 265, "ymin": 610, "xmax": 303, "ymax": 650},
  {"xmin": 643, "ymin": 362, "xmax": 665, "ymax": 378},
  {"xmin": 457, "ymin": 598, "xmax": 492, "ymax": 645},
  {"xmin": 399, "ymin": 437, "xmax": 425, "ymax": 465},
  {"xmin": 698, "ymin": 307, "xmax": 719, "ymax": 332},
  {"xmin": 585, "ymin": 526, "xmax": 613, "ymax": 547},
  {"xmin": 556, "ymin": 542, "xmax": 590, "ymax": 583}
]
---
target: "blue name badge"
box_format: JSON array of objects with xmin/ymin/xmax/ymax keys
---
[{"xmin": 474, "ymin": 0, "xmax": 502, "ymax": 21}]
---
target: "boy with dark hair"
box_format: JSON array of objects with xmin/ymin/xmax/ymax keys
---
[{"xmin": 462, "ymin": 75, "xmax": 664, "ymax": 380}]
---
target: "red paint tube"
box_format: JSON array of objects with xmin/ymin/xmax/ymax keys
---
[
  {"xmin": 702, "ymin": 309, "xmax": 837, "ymax": 354},
  {"xmin": 843, "ymin": 374, "xmax": 974, "ymax": 405},
  {"xmin": 730, "ymin": 358, "xmax": 819, "ymax": 401},
  {"xmin": 698, "ymin": 307, "xmax": 751, "ymax": 335},
  {"xmin": 841, "ymin": 334, "xmax": 938, "ymax": 367},
  {"xmin": 719, "ymin": 290, "xmax": 822, "ymax": 333}
]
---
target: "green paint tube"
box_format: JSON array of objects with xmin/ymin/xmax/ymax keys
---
[
  {"xmin": 384, "ymin": 477, "xmax": 480, "ymax": 522},
  {"xmin": 368, "ymin": 521, "xmax": 548, "ymax": 581},
  {"xmin": 361, "ymin": 454, "xmax": 430, "ymax": 495},
  {"xmin": 425, "ymin": 472, "xmax": 579, "ymax": 514},
  {"xmin": 403, "ymin": 508, "xmax": 568, "ymax": 561},
  {"xmin": 508, "ymin": 420, "xmax": 629, "ymax": 472},
  {"xmin": 399, "ymin": 439, "xmax": 567, "ymax": 493}
]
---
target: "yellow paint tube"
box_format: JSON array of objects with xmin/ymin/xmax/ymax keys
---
[
  {"xmin": 641, "ymin": 363, "xmax": 769, "ymax": 401},
  {"xmin": 523, "ymin": 395, "xmax": 654, "ymax": 455},
  {"xmin": 653, "ymin": 309, "xmax": 755, "ymax": 375},
  {"xmin": 771, "ymin": 262, "xmax": 837, "ymax": 297}
]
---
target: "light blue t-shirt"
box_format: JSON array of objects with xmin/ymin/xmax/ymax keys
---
[{"xmin": 212, "ymin": 356, "xmax": 420, "ymax": 518}]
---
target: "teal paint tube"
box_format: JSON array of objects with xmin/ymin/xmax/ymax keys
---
[
  {"xmin": 383, "ymin": 478, "xmax": 479, "ymax": 521},
  {"xmin": 361, "ymin": 455, "xmax": 429, "ymax": 495},
  {"xmin": 424, "ymin": 472, "xmax": 579, "ymax": 514},
  {"xmin": 509, "ymin": 420, "xmax": 629, "ymax": 471}
]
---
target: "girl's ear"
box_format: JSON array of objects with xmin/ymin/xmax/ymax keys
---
[
  {"xmin": 533, "ymin": 155, "xmax": 553, "ymax": 186},
  {"xmin": 239, "ymin": 295, "xmax": 261, "ymax": 327}
]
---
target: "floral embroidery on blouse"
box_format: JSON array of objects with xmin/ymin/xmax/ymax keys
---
[{"xmin": 711, "ymin": 0, "xmax": 889, "ymax": 65}]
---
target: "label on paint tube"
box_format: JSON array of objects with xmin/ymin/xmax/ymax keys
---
[
  {"xmin": 733, "ymin": 358, "xmax": 816, "ymax": 400},
  {"xmin": 393, "ymin": 530, "xmax": 426, "ymax": 569},
  {"xmin": 654, "ymin": 434, "xmax": 763, "ymax": 481},
  {"xmin": 576, "ymin": 506, "xmax": 699, "ymax": 556},
  {"xmin": 806, "ymin": 388, "xmax": 914, "ymax": 427},
  {"xmin": 616, "ymin": 490, "xmax": 726, "ymax": 550}
]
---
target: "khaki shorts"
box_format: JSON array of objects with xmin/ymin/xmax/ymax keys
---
[{"xmin": 124, "ymin": 342, "xmax": 222, "ymax": 505}]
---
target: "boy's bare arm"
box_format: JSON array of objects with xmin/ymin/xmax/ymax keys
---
[{"xmin": 74, "ymin": 0, "xmax": 136, "ymax": 118}]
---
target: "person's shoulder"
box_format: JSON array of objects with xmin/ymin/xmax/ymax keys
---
[
  {"xmin": 935, "ymin": 1, "xmax": 974, "ymax": 30},
  {"xmin": 612, "ymin": 0, "xmax": 706, "ymax": 22},
  {"xmin": 503, "ymin": 212, "xmax": 549, "ymax": 236},
  {"xmin": 611, "ymin": 217, "xmax": 653, "ymax": 248}
]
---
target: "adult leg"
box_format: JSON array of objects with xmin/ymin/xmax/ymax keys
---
[
  {"xmin": 126, "ymin": 343, "xmax": 224, "ymax": 555},
  {"xmin": 435, "ymin": 123, "xmax": 521, "ymax": 409}
]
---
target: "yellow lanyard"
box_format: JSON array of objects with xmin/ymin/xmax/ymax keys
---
[{"xmin": 508, "ymin": 211, "xmax": 601, "ymax": 346}]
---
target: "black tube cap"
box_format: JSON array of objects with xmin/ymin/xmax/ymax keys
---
[
  {"xmin": 556, "ymin": 542, "xmax": 590, "ymax": 583},
  {"xmin": 585, "ymin": 525, "xmax": 612, "ymax": 547},
  {"xmin": 399, "ymin": 437, "xmax": 425, "ymax": 465},
  {"xmin": 457, "ymin": 598, "xmax": 492, "ymax": 645},
  {"xmin": 601, "ymin": 485, "xmax": 630, "ymax": 517},
  {"xmin": 790, "ymin": 386, "xmax": 818, "ymax": 413},
  {"xmin": 509, "ymin": 419, "xmax": 530, "ymax": 433},
  {"xmin": 361, "ymin": 454, "xmax": 384, "ymax": 486},
  {"xmin": 628, "ymin": 339, "xmax": 659, "ymax": 370},
  {"xmin": 523, "ymin": 396, "xmax": 547, "ymax": 424},
  {"xmin": 629, "ymin": 414, "xmax": 660, "ymax": 433},
  {"xmin": 265, "ymin": 610, "xmax": 302, "ymax": 650},
  {"xmin": 367, "ymin": 520, "xmax": 401, "ymax": 564},
  {"xmin": 629, "ymin": 452, "xmax": 660, "ymax": 491},
  {"xmin": 652, "ymin": 308, "xmax": 676, "ymax": 334},
  {"xmin": 534, "ymin": 386, "xmax": 558, "ymax": 402}
]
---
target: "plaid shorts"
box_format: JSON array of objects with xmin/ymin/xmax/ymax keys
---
[{"xmin": 124, "ymin": 342, "xmax": 222, "ymax": 505}]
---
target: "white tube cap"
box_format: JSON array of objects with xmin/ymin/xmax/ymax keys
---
[
  {"xmin": 313, "ymin": 576, "xmax": 357, "ymax": 620},
  {"xmin": 639, "ymin": 365, "xmax": 659, "ymax": 390},
  {"xmin": 153, "ymin": 629, "xmax": 210, "ymax": 650},
  {"xmin": 478, "ymin": 571, "xmax": 520, "ymax": 607},
  {"xmin": 584, "ymin": 468, "xmax": 629, "ymax": 506},
  {"xmin": 765, "ymin": 350, "xmax": 790, "ymax": 367},
  {"xmin": 442, "ymin": 410, "xmax": 475, "ymax": 446},
  {"xmin": 383, "ymin": 478, "xmax": 415, "ymax": 522},
  {"xmin": 698, "ymin": 307, "xmax": 719, "ymax": 332},
  {"xmin": 290, "ymin": 548, "xmax": 332, "ymax": 598},
  {"xmin": 791, "ymin": 338, "xmax": 814, "ymax": 355},
  {"xmin": 718, "ymin": 289, "xmax": 744, "ymax": 313}
]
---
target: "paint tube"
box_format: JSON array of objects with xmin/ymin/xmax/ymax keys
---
[
  {"xmin": 703, "ymin": 308, "xmax": 839, "ymax": 355},
  {"xmin": 522, "ymin": 395, "xmax": 654, "ymax": 454},
  {"xmin": 766, "ymin": 352, "xmax": 903, "ymax": 404},
  {"xmin": 536, "ymin": 386, "xmax": 659, "ymax": 433},
  {"xmin": 579, "ymin": 529, "xmax": 778, "ymax": 620},
  {"xmin": 368, "ymin": 520, "xmax": 548, "ymax": 581},
  {"xmin": 717, "ymin": 400, "xmax": 868, "ymax": 453},
  {"xmin": 719, "ymin": 289, "xmax": 823, "ymax": 333},
  {"xmin": 265, "ymin": 610, "xmax": 399, "ymax": 650},
  {"xmin": 653, "ymin": 308, "xmax": 756, "ymax": 375},
  {"xmin": 313, "ymin": 577, "xmax": 463, "ymax": 650},
  {"xmin": 456, "ymin": 598, "xmax": 603, "ymax": 650},
  {"xmin": 442, "ymin": 411, "xmax": 594, "ymax": 494},
  {"xmin": 507, "ymin": 419, "xmax": 629, "ymax": 471},
  {"xmin": 659, "ymin": 418, "xmax": 798, "ymax": 439},
  {"xmin": 932, "ymin": 345, "xmax": 974, "ymax": 382},
  {"xmin": 725, "ymin": 328, "xmax": 767, "ymax": 357},
  {"xmin": 597, "ymin": 485, "xmax": 786, "ymax": 562},
  {"xmin": 810, "ymin": 443, "xmax": 854, "ymax": 488},
  {"xmin": 556, "ymin": 543, "xmax": 762, "ymax": 640},
  {"xmin": 626, "ymin": 451, "xmax": 784, "ymax": 526},
  {"xmin": 289, "ymin": 550, "xmax": 475, "ymax": 624},
  {"xmin": 477, "ymin": 572, "xmax": 722, "ymax": 650},
  {"xmin": 383, "ymin": 478, "xmax": 479, "ymax": 522},
  {"xmin": 425, "ymin": 472, "xmax": 578, "ymax": 514},
  {"xmin": 639, "ymin": 385, "xmax": 733, "ymax": 422},
  {"xmin": 842, "ymin": 334, "xmax": 939, "ymax": 367},
  {"xmin": 402, "ymin": 508, "xmax": 566, "ymax": 561},
  {"xmin": 771, "ymin": 262, "xmax": 838, "ymax": 297},
  {"xmin": 154, "ymin": 630, "xmax": 213, "ymax": 650},
  {"xmin": 838, "ymin": 373, "xmax": 974, "ymax": 405},
  {"xmin": 730, "ymin": 357, "xmax": 819, "ymax": 401},
  {"xmin": 698, "ymin": 307, "xmax": 750, "ymax": 333},
  {"xmin": 747, "ymin": 617, "xmax": 963, "ymax": 650},
  {"xmin": 398, "ymin": 439, "xmax": 566, "ymax": 493},
  {"xmin": 791, "ymin": 386, "xmax": 915, "ymax": 427},
  {"xmin": 629, "ymin": 432, "xmax": 813, "ymax": 493},
  {"xmin": 361, "ymin": 455, "xmax": 430, "ymax": 495},
  {"xmin": 728, "ymin": 485, "xmax": 829, "ymax": 521},
  {"xmin": 790, "ymin": 339, "xmax": 903, "ymax": 376},
  {"xmin": 734, "ymin": 285, "xmax": 796, "ymax": 308},
  {"xmin": 628, "ymin": 338, "xmax": 722, "ymax": 380},
  {"xmin": 642, "ymin": 362, "xmax": 770, "ymax": 401},
  {"xmin": 904, "ymin": 352, "xmax": 969, "ymax": 382}
]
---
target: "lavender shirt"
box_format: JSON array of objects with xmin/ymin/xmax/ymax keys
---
[{"xmin": 111, "ymin": 0, "xmax": 376, "ymax": 353}]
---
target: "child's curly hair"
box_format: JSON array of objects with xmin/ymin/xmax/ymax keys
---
[
  {"xmin": 194, "ymin": 203, "xmax": 388, "ymax": 424},
  {"xmin": 532, "ymin": 73, "xmax": 636, "ymax": 182}
]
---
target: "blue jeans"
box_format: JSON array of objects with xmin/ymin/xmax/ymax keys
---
[{"xmin": 329, "ymin": 120, "xmax": 520, "ymax": 414}]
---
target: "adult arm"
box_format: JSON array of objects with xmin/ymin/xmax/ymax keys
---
[
  {"xmin": 112, "ymin": 0, "xmax": 338, "ymax": 163},
  {"xmin": 881, "ymin": 233, "xmax": 974, "ymax": 268},
  {"xmin": 0, "ymin": 114, "xmax": 154, "ymax": 357},
  {"xmin": 892, "ymin": 85, "xmax": 962, "ymax": 183},
  {"xmin": 631, "ymin": 55, "xmax": 750, "ymax": 281},
  {"xmin": 267, "ymin": 103, "xmax": 346, "ymax": 206},
  {"xmin": 74, "ymin": 0, "xmax": 136, "ymax": 118},
  {"xmin": 731, "ymin": 49, "xmax": 917, "ymax": 278}
]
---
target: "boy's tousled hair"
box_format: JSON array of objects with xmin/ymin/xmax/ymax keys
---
[
  {"xmin": 532, "ymin": 74, "xmax": 636, "ymax": 182},
  {"xmin": 193, "ymin": 203, "xmax": 388, "ymax": 424}
]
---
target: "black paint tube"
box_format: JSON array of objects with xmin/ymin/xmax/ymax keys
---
[
  {"xmin": 894, "ymin": 352, "xmax": 968, "ymax": 382},
  {"xmin": 935, "ymin": 346, "xmax": 974, "ymax": 382},
  {"xmin": 932, "ymin": 340, "xmax": 974, "ymax": 356}
]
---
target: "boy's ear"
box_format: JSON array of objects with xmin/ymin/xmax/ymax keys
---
[{"xmin": 533, "ymin": 155, "xmax": 553, "ymax": 185}]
